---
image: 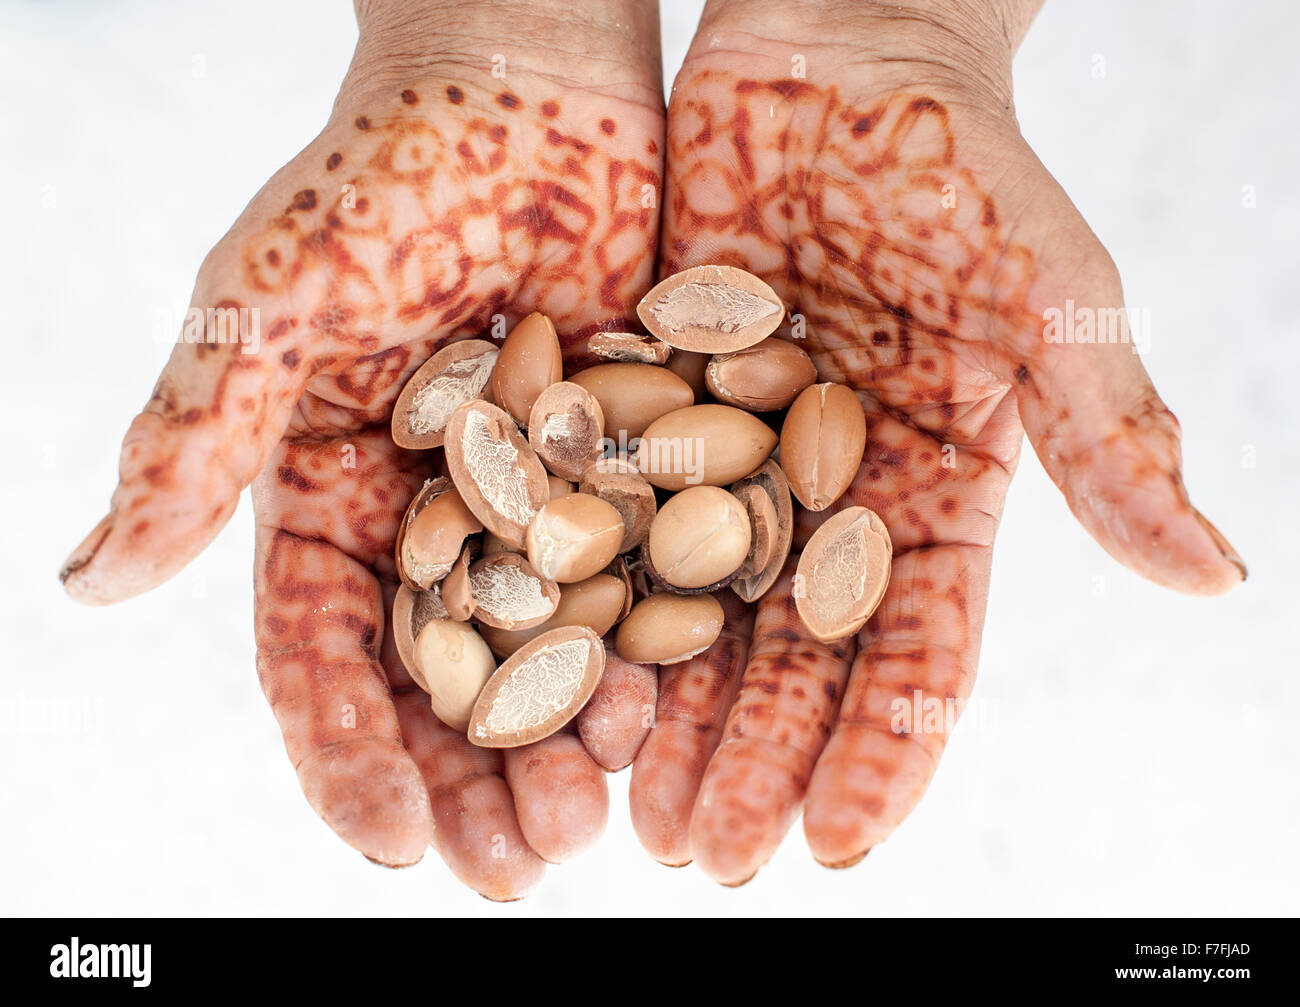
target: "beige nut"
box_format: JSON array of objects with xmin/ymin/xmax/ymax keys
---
[
  {"xmin": 391, "ymin": 339, "xmax": 498, "ymax": 449},
  {"xmin": 392, "ymin": 584, "xmax": 449, "ymax": 690},
  {"xmin": 396, "ymin": 481, "xmax": 482, "ymax": 590},
  {"xmin": 444, "ymin": 399, "xmax": 550, "ymax": 548},
  {"xmin": 468, "ymin": 626, "xmax": 606, "ymax": 747},
  {"xmin": 568, "ymin": 362, "xmax": 694, "ymax": 441},
  {"xmin": 527, "ymin": 381, "xmax": 606, "ymax": 481},
  {"xmin": 705, "ymin": 337, "xmax": 818, "ymax": 411},
  {"xmin": 637, "ymin": 264, "xmax": 784, "ymax": 353},
  {"xmin": 615, "ymin": 592, "xmax": 724, "ymax": 665},
  {"xmin": 588, "ymin": 331, "xmax": 672, "ymax": 364},
  {"xmin": 578, "ymin": 456, "xmax": 657, "ymax": 553},
  {"xmin": 794, "ymin": 506, "xmax": 892, "ymax": 643},
  {"xmin": 491, "ymin": 312, "xmax": 563, "ymax": 426},
  {"xmin": 526, "ymin": 493, "xmax": 625, "ymax": 584},
  {"xmin": 729, "ymin": 460, "xmax": 794, "ymax": 603},
  {"xmin": 635, "ymin": 404, "xmax": 778, "ymax": 491},
  {"xmin": 413, "ymin": 618, "xmax": 498, "ymax": 732},
  {"xmin": 467, "ymin": 552, "xmax": 560, "ymax": 630},
  {"xmin": 547, "ymin": 475, "xmax": 575, "ymax": 500},
  {"xmin": 478, "ymin": 572, "xmax": 628, "ymax": 658},
  {"xmin": 647, "ymin": 486, "xmax": 751, "ymax": 590},
  {"xmin": 779, "ymin": 382, "xmax": 867, "ymax": 511}
]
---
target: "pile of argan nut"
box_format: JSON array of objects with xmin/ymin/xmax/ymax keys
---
[{"xmin": 389, "ymin": 265, "xmax": 892, "ymax": 749}]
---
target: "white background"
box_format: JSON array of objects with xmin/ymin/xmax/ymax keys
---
[{"xmin": 2, "ymin": 0, "xmax": 1297, "ymax": 916}]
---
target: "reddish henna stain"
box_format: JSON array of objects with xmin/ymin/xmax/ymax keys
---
[
  {"xmin": 401, "ymin": 89, "xmax": 418, "ymax": 105},
  {"xmin": 276, "ymin": 466, "xmax": 318, "ymax": 493},
  {"xmin": 1014, "ymin": 363, "xmax": 1030, "ymax": 383},
  {"xmin": 266, "ymin": 249, "xmax": 280, "ymax": 266},
  {"xmin": 600, "ymin": 118, "xmax": 616, "ymax": 135},
  {"xmin": 940, "ymin": 497, "xmax": 957, "ymax": 514},
  {"xmin": 647, "ymin": 139, "xmax": 658, "ymax": 155},
  {"xmin": 326, "ymin": 152, "xmax": 342, "ymax": 171},
  {"xmin": 446, "ymin": 85, "xmax": 463, "ymax": 104},
  {"xmin": 497, "ymin": 92, "xmax": 520, "ymax": 110},
  {"xmin": 281, "ymin": 348, "xmax": 300, "ymax": 369},
  {"xmin": 541, "ymin": 100, "xmax": 559, "ymax": 117},
  {"xmin": 267, "ymin": 318, "xmax": 292, "ymax": 341},
  {"xmin": 131, "ymin": 520, "xmax": 150, "ymax": 537},
  {"xmin": 355, "ymin": 116, "xmax": 371, "ymax": 130},
  {"xmin": 181, "ymin": 408, "xmax": 203, "ymax": 424},
  {"xmin": 289, "ymin": 189, "xmax": 317, "ymax": 212}
]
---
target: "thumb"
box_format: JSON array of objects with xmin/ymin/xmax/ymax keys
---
[
  {"xmin": 60, "ymin": 297, "xmax": 307, "ymax": 604},
  {"xmin": 1012, "ymin": 272, "xmax": 1246, "ymax": 596}
]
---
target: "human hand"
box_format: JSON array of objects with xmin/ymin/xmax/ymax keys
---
[
  {"xmin": 630, "ymin": 0, "xmax": 1245, "ymax": 883},
  {"xmin": 59, "ymin": 0, "xmax": 664, "ymax": 899}
]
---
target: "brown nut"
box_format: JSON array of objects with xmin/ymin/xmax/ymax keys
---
[
  {"xmin": 413, "ymin": 618, "xmax": 498, "ymax": 732},
  {"xmin": 588, "ymin": 331, "xmax": 671, "ymax": 364},
  {"xmin": 526, "ymin": 493, "xmax": 625, "ymax": 584},
  {"xmin": 578, "ymin": 457, "xmax": 657, "ymax": 553},
  {"xmin": 547, "ymin": 475, "xmax": 575, "ymax": 500},
  {"xmin": 444, "ymin": 399, "xmax": 550, "ymax": 548},
  {"xmin": 490, "ymin": 312, "xmax": 562, "ymax": 426},
  {"xmin": 393, "ymin": 584, "xmax": 449, "ymax": 690},
  {"xmin": 647, "ymin": 486, "xmax": 751, "ymax": 590},
  {"xmin": 794, "ymin": 506, "xmax": 892, "ymax": 643},
  {"xmin": 391, "ymin": 339, "xmax": 498, "ymax": 449},
  {"xmin": 527, "ymin": 381, "xmax": 606, "ymax": 481},
  {"xmin": 729, "ymin": 460, "xmax": 794, "ymax": 603},
  {"xmin": 664, "ymin": 349, "xmax": 710, "ymax": 400},
  {"xmin": 637, "ymin": 264, "xmax": 784, "ymax": 353},
  {"xmin": 481, "ymin": 531, "xmax": 518, "ymax": 558},
  {"xmin": 635, "ymin": 404, "xmax": 778, "ymax": 490},
  {"xmin": 568, "ymin": 363, "xmax": 694, "ymax": 441},
  {"xmin": 705, "ymin": 337, "xmax": 818, "ymax": 411},
  {"xmin": 441, "ymin": 542, "xmax": 477, "ymax": 621},
  {"xmin": 779, "ymin": 382, "xmax": 867, "ymax": 511},
  {"xmin": 396, "ymin": 481, "xmax": 482, "ymax": 590},
  {"xmin": 468, "ymin": 626, "xmax": 606, "ymax": 747},
  {"xmin": 733, "ymin": 482, "xmax": 777, "ymax": 578},
  {"xmin": 467, "ymin": 552, "xmax": 560, "ymax": 630},
  {"xmin": 478, "ymin": 573, "xmax": 627, "ymax": 658},
  {"xmin": 615, "ymin": 592, "xmax": 724, "ymax": 665}
]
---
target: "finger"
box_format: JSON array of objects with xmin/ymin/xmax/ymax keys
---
[
  {"xmin": 688, "ymin": 568, "xmax": 854, "ymax": 885},
  {"xmin": 577, "ymin": 649, "xmax": 658, "ymax": 771},
  {"xmin": 503, "ymin": 733, "xmax": 609, "ymax": 863},
  {"xmin": 628, "ymin": 594, "xmax": 752, "ymax": 867}
]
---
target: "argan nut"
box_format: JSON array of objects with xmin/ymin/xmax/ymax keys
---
[
  {"xmin": 578, "ymin": 457, "xmax": 657, "ymax": 552},
  {"xmin": 391, "ymin": 339, "xmax": 498, "ymax": 449},
  {"xmin": 734, "ymin": 482, "xmax": 777, "ymax": 578},
  {"xmin": 444, "ymin": 399, "xmax": 549, "ymax": 548},
  {"xmin": 794, "ymin": 506, "xmax": 892, "ymax": 643},
  {"xmin": 441, "ymin": 542, "xmax": 477, "ymax": 621},
  {"xmin": 779, "ymin": 382, "xmax": 867, "ymax": 511},
  {"xmin": 637, "ymin": 264, "xmax": 784, "ymax": 353},
  {"xmin": 468, "ymin": 626, "xmax": 606, "ymax": 747},
  {"xmin": 396, "ymin": 482, "xmax": 482, "ymax": 590},
  {"xmin": 615, "ymin": 592, "xmax": 724, "ymax": 665},
  {"xmin": 413, "ymin": 618, "xmax": 498, "ymax": 732},
  {"xmin": 589, "ymin": 331, "xmax": 671, "ymax": 364},
  {"xmin": 393, "ymin": 584, "xmax": 449, "ymax": 690},
  {"xmin": 729, "ymin": 460, "xmax": 794, "ymax": 603},
  {"xmin": 706, "ymin": 337, "xmax": 818, "ymax": 411},
  {"xmin": 481, "ymin": 531, "xmax": 518, "ymax": 558},
  {"xmin": 547, "ymin": 475, "xmax": 575, "ymax": 500},
  {"xmin": 491, "ymin": 312, "xmax": 562, "ymax": 426},
  {"xmin": 647, "ymin": 486, "xmax": 751, "ymax": 590},
  {"xmin": 478, "ymin": 573, "xmax": 627, "ymax": 658},
  {"xmin": 568, "ymin": 363, "xmax": 693, "ymax": 441},
  {"xmin": 665, "ymin": 349, "xmax": 710, "ymax": 400},
  {"xmin": 527, "ymin": 382, "xmax": 605, "ymax": 481},
  {"xmin": 467, "ymin": 552, "xmax": 560, "ymax": 630},
  {"xmin": 526, "ymin": 493, "xmax": 625, "ymax": 584},
  {"xmin": 635, "ymin": 404, "xmax": 777, "ymax": 490}
]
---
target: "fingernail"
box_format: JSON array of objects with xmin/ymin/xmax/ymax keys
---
[
  {"xmin": 1194, "ymin": 510, "xmax": 1248, "ymax": 582},
  {"xmin": 59, "ymin": 513, "xmax": 114, "ymax": 586},
  {"xmin": 816, "ymin": 847, "xmax": 871, "ymax": 870}
]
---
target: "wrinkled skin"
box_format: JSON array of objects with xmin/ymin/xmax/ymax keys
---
[{"xmin": 628, "ymin": 35, "xmax": 1245, "ymax": 883}]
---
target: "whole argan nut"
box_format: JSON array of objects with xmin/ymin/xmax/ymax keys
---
[
  {"xmin": 635, "ymin": 404, "xmax": 777, "ymax": 490},
  {"xmin": 396, "ymin": 481, "xmax": 482, "ymax": 590},
  {"xmin": 413, "ymin": 618, "xmax": 498, "ymax": 732},
  {"xmin": 578, "ymin": 457, "xmax": 657, "ymax": 553},
  {"xmin": 794, "ymin": 506, "xmax": 892, "ymax": 643},
  {"xmin": 588, "ymin": 331, "xmax": 671, "ymax": 364},
  {"xmin": 478, "ymin": 573, "xmax": 627, "ymax": 658},
  {"xmin": 526, "ymin": 493, "xmax": 625, "ymax": 584},
  {"xmin": 393, "ymin": 584, "xmax": 449, "ymax": 690},
  {"xmin": 568, "ymin": 363, "xmax": 693, "ymax": 441},
  {"xmin": 527, "ymin": 382, "xmax": 605, "ymax": 481},
  {"xmin": 615, "ymin": 592, "xmax": 724, "ymax": 665},
  {"xmin": 467, "ymin": 552, "xmax": 560, "ymax": 630},
  {"xmin": 491, "ymin": 312, "xmax": 562, "ymax": 425},
  {"xmin": 779, "ymin": 382, "xmax": 867, "ymax": 511},
  {"xmin": 444, "ymin": 399, "xmax": 549, "ymax": 548},
  {"xmin": 637, "ymin": 264, "xmax": 784, "ymax": 353},
  {"xmin": 647, "ymin": 486, "xmax": 751, "ymax": 590},
  {"xmin": 706, "ymin": 337, "xmax": 817, "ymax": 411},
  {"xmin": 391, "ymin": 340, "xmax": 498, "ymax": 449},
  {"xmin": 468, "ymin": 626, "xmax": 606, "ymax": 747},
  {"xmin": 729, "ymin": 460, "xmax": 794, "ymax": 603}
]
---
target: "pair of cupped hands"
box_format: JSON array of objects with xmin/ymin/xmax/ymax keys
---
[{"xmin": 59, "ymin": 0, "xmax": 1244, "ymax": 900}]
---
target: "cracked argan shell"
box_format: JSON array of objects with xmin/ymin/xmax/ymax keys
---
[
  {"xmin": 637, "ymin": 264, "xmax": 785, "ymax": 353},
  {"xmin": 467, "ymin": 552, "xmax": 559, "ymax": 630},
  {"xmin": 729, "ymin": 460, "xmax": 794, "ymax": 603},
  {"xmin": 440, "ymin": 541, "xmax": 478, "ymax": 621},
  {"xmin": 444, "ymin": 399, "xmax": 549, "ymax": 548},
  {"xmin": 646, "ymin": 486, "xmax": 751, "ymax": 590},
  {"xmin": 477, "ymin": 572, "xmax": 628, "ymax": 658},
  {"xmin": 780, "ymin": 382, "xmax": 867, "ymax": 511},
  {"xmin": 491, "ymin": 312, "xmax": 563, "ymax": 426},
  {"xmin": 615, "ymin": 592, "xmax": 724, "ymax": 665},
  {"xmin": 468, "ymin": 626, "xmax": 606, "ymax": 748},
  {"xmin": 525, "ymin": 493, "xmax": 625, "ymax": 584},
  {"xmin": 395, "ymin": 480, "xmax": 483, "ymax": 590},
  {"xmin": 794, "ymin": 506, "xmax": 892, "ymax": 643},
  {"xmin": 391, "ymin": 339, "xmax": 498, "ymax": 449},
  {"xmin": 734, "ymin": 482, "xmax": 777, "ymax": 578},
  {"xmin": 527, "ymin": 381, "xmax": 605, "ymax": 482},
  {"xmin": 393, "ymin": 584, "xmax": 449, "ymax": 690},
  {"xmin": 578, "ymin": 456, "xmax": 656, "ymax": 553},
  {"xmin": 588, "ymin": 331, "xmax": 672, "ymax": 364},
  {"xmin": 706, "ymin": 336, "xmax": 818, "ymax": 411}
]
